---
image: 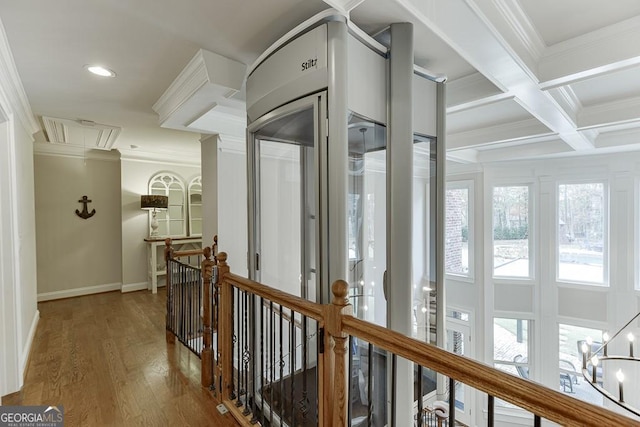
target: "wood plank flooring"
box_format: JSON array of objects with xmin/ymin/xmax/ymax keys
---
[{"xmin": 2, "ymin": 289, "xmax": 239, "ymax": 427}]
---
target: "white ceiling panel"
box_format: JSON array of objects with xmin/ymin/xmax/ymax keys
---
[
  {"xmin": 448, "ymin": 98, "xmax": 535, "ymax": 134},
  {"xmin": 519, "ymin": 0, "xmax": 640, "ymax": 46},
  {"xmin": 570, "ymin": 65, "xmax": 640, "ymax": 107}
]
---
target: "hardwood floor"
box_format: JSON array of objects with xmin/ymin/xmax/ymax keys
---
[{"xmin": 2, "ymin": 289, "xmax": 239, "ymax": 427}]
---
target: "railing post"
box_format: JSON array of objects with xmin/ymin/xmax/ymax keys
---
[
  {"xmin": 201, "ymin": 246, "xmax": 214, "ymax": 388},
  {"xmin": 217, "ymin": 252, "xmax": 233, "ymax": 401},
  {"xmin": 164, "ymin": 238, "xmax": 174, "ymax": 343},
  {"xmin": 324, "ymin": 280, "xmax": 353, "ymax": 426}
]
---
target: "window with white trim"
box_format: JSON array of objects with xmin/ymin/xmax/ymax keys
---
[
  {"xmin": 492, "ymin": 185, "xmax": 530, "ymax": 278},
  {"xmin": 446, "ymin": 181, "xmax": 473, "ymax": 278},
  {"xmin": 493, "ymin": 317, "xmax": 531, "ymax": 407},
  {"xmin": 557, "ymin": 182, "xmax": 606, "ymax": 285}
]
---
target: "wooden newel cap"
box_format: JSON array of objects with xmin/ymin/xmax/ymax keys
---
[
  {"xmin": 331, "ymin": 280, "xmax": 349, "ymax": 306},
  {"xmin": 203, "ymin": 246, "xmax": 211, "ymax": 260},
  {"xmin": 217, "ymin": 251, "xmax": 228, "ymax": 263},
  {"xmin": 164, "ymin": 238, "xmax": 172, "ymax": 246}
]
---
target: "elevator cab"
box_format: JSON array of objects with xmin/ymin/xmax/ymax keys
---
[{"xmin": 245, "ymin": 12, "xmax": 445, "ymax": 426}]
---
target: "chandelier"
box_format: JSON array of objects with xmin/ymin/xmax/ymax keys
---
[{"xmin": 581, "ymin": 312, "xmax": 640, "ymax": 417}]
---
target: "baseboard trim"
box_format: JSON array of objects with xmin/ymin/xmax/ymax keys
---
[
  {"xmin": 37, "ymin": 282, "xmax": 122, "ymax": 302},
  {"xmin": 121, "ymin": 282, "xmax": 148, "ymax": 293},
  {"xmin": 20, "ymin": 309, "xmax": 39, "ymax": 381}
]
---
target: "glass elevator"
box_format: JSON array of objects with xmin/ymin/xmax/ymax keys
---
[{"xmin": 244, "ymin": 13, "xmax": 446, "ymax": 426}]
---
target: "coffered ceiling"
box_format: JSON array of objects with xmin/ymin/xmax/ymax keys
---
[{"xmin": 0, "ymin": 0, "xmax": 639, "ymax": 164}]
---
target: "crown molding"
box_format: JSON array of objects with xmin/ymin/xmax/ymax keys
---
[
  {"xmin": 491, "ymin": 0, "xmax": 545, "ymax": 61},
  {"xmin": 153, "ymin": 50, "xmax": 210, "ymax": 125},
  {"xmin": 153, "ymin": 48, "xmax": 246, "ymax": 128},
  {"xmin": 33, "ymin": 141, "xmax": 120, "ymax": 161},
  {"xmin": 547, "ymin": 86, "xmax": 582, "ymax": 125},
  {"xmin": 118, "ymin": 148, "xmax": 200, "ymax": 167},
  {"xmin": 0, "ymin": 20, "xmax": 39, "ymax": 137}
]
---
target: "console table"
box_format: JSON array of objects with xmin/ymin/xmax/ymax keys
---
[{"xmin": 144, "ymin": 237, "xmax": 202, "ymax": 294}]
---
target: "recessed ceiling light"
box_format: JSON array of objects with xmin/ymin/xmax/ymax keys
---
[{"xmin": 85, "ymin": 65, "xmax": 116, "ymax": 77}]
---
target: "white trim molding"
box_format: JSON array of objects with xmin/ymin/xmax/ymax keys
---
[
  {"xmin": 20, "ymin": 309, "xmax": 39, "ymax": 378},
  {"xmin": 0, "ymin": 20, "xmax": 39, "ymax": 137},
  {"xmin": 37, "ymin": 282, "xmax": 122, "ymax": 302},
  {"xmin": 121, "ymin": 282, "xmax": 148, "ymax": 293}
]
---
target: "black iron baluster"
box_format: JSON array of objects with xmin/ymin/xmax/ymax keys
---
[
  {"xmin": 197, "ymin": 269, "xmax": 201, "ymax": 354},
  {"xmin": 348, "ymin": 336, "xmax": 353, "ymax": 426},
  {"xmin": 251, "ymin": 294, "xmax": 258, "ymax": 424},
  {"xmin": 488, "ymin": 395, "xmax": 494, "ymax": 427},
  {"xmin": 243, "ymin": 291, "xmax": 251, "ymax": 416},
  {"xmin": 279, "ymin": 304, "xmax": 284, "ymax": 420},
  {"xmin": 449, "ymin": 377, "xmax": 456, "ymax": 427},
  {"xmin": 534, "ymin": 414, "xmax": 541, "ymax": 427},
  {"xmin": 391, "ymin": 353, "xmax": 397, "ymax": 427},
  {"xmin": 270, "ymin": 301, "xmax": 274, "ymax": 426},
  {"xmin": 260, "ymin": 297, "xmax": 265, "ymax": 427},
  {"xmin": 236, "ymin": 288, "xmax": 244, "ymax": 408},
  {"xmin": 367, "ymin": 342, "xmax": 373, "ymax": 427},
  {"xmin": 230, "ymin": 286, "xmax": 237, "ymax": 401},
  {"xmin": 300, "ymin": 315, "xmax": 308, "ymax": 422},
  {"xmin": 290, "ymin": 309, "xmax": 296, "ymax": 427},
  {"xmin": 417, "ymin": 365, "xmax": 423, "ymax": 427}
]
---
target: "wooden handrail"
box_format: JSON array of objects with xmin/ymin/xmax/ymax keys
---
[
  {"xmin": 165, "ymin": 236, "xmax": 218, "ymax": 261},
  {"xmin": 211, "ymin": 251, "xmax": 639, "ymax": 427},
  {"xmin": 224, "ymin": 271, "xmax": 324, "ymax": 321},
  {"xmin": 341, "ymin": 315, "xmax": 637, "ymax": 427}
]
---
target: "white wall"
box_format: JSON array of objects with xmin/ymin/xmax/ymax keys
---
[
  {"xmin": 34, "ymin": 151, "xmax": 122, "ymax": 299},
  {"xmin": 0, "ymin": 14, "xmax": 40, "ymax": 397},
  {"xmin": 120, "ymin": 158, "xmax": 200, "ymax": 287},
  {"xmin": 217, "ymin": 137, "xmax": 247, "ymax": 276}
]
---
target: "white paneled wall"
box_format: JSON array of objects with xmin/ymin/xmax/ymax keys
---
[{"xmin": 447, "ymin": 153, "xmax": 640, "ymax": 424}]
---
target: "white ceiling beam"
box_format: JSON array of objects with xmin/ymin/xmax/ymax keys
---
[
  {"xmin": 447, "ymin": 149, "xmax": 479, "ymax": 164},
  {"xmin": 446, "ymin": 71, "xmax": 504, "ymax": 107},
  {"xmin": 394, "ymin": 0, "xmax": 594, "ymax": 151},
  {"xmin": 595, "ymin": 127, "xmax": 640, "ymax": 149},
  {"xmin": 447, "ymin": 91, "xmax": 514, "ymax": 114},
  {"xmin": 578, "ymin": 95, "xmax": 640, "ymax": 130},
  {"xmin": 448, "ymin": 118, "xmax": 554, "ymax": 150},
  {"xmin": 539, "ymin": 16, "xmax": 640, "ymax": 89},
  {"xmin": 476, "ymin": 140, "xmax": 574, "ymax": 163}
]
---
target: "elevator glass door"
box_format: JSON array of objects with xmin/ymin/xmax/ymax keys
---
[
  {"xmin": 347, "ymin": 113, "xmax": 387, "ymax": 326},
  {"xmin": 249, "ymin": 93, "xmax": 324, "ymax": 302}
]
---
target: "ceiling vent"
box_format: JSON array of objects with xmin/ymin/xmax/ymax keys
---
[{"xmin": 42, "ymin": 116, "xmax": 121, "ymax": 150}]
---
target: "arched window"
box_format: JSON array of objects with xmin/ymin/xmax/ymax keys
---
[
  {"xmin": 148, "ymin": 173, "xmax": 186, "ymax": 237},
  {"xmin": 188, "ymin": 176, "xmax": 202, "ymax": 236}
]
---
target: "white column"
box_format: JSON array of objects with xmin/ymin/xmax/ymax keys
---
[
  {"xmin": 200, "ymin": 134, "xmax": 218, "ymax": 249},
  {"xmin": 388, "ymin": 22, "xmax": 414, "ymax": 427},
  {"xmin": 327, "ymin": 20, "xmax": 349, "ymax": 303}
]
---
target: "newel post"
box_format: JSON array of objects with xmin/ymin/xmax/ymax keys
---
[
  {"xmin": 164, "ymin": 238, "xmax": 174, "ymax": 343},
  {"xmin": 201, "ymin": 246, "xmax": 214, "ymax": 388},
  {"xmin": 324, "ymin": 280, "xmax": 353, "ymax": 426},
  {"xmin": 217, "ymin": 252, "xmax": 233, "ymax": 401}
]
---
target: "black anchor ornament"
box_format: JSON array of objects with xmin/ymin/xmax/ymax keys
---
[{"xmin": 75, "ymin": 195, "xmax": 96, "ymax": 219}]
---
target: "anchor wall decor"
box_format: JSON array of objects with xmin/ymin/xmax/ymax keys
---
[{"xmin": 75, "ymin": 195, "xmax": 96, "ymax": 219}]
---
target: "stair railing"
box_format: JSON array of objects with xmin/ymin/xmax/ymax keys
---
[
  {"xmin": 208, "ymin": 251, "xmax": 638, "ymax": 426},
  {"xmin": 164, "ymin": 237, "xmax": 217, "ymax": 366}
]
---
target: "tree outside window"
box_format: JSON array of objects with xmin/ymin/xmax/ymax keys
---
[
  {"xmin": 493, "ymin": 186, "xmax": 530, "ymax": 278},
  {"xmin": 558, "ymin": 183, "xmax": 605, "ymax": 284}
]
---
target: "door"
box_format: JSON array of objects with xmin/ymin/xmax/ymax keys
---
[{"xmin": 247, "ymin": 92, "xmax": 326, "ymax": 302}]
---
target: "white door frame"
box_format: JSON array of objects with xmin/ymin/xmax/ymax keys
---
[{"xmin": 0, "ymin": 113, "xmax": 21, "ymax": 399}]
